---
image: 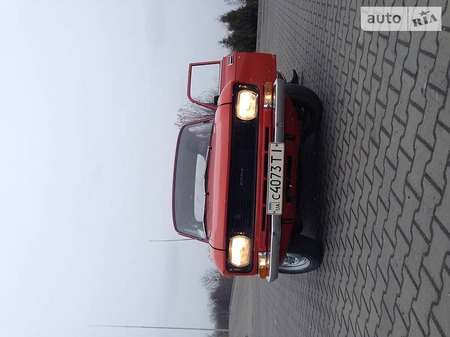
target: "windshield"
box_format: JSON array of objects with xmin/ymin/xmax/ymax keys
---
[{"xmin": 172, "ymin": 119, "xmax": 213, "ymax": 240}]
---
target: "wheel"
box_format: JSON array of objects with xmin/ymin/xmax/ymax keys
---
[
  {"xmin": 279, "ymin": 235, "xmax": 323, "ymax": 274},
  {"xmin": 285, "ymin": 84, "xmax": 323, "ymax": 138}
]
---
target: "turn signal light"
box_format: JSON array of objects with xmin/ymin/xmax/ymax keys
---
[
  {"xmin": 258, "ymin": 253, "xmax": 270, "ymax": 279},
  {"xmin": 263, "ymin": 82, "xmax": 273, "ymax": 107},
  {"xmin": 259, "ymin": 266, "xmax": 269, "ymax": 279}
]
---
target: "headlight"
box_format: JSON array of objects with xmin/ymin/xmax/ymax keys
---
[
  {"xmin": 228, "ymin": 235, "xmax": 251, "ymax": 267},
  {"xmin": 236, "ymin": 90, "xmax": 258, "ymax": 121}
]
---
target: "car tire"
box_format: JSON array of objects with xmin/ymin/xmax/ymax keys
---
[
  {"xmin": 279, "ymin": 235, "xmax": 323, "ymax": 274},
  {"xmin": 285, "ymin": 84, "xmax": 323, "ymax": 139}
]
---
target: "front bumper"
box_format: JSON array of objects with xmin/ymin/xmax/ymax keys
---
[{"xmin": 266, "ymin": 78, "xmax": 285, "ymax": 282}]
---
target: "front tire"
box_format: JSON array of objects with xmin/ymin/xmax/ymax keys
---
[
  {"xmin": 279, "ymin": 235, "xmax": 323, "ymax": 274},
  {"xmin": 285, "ymin": 85, "xmax": 323, "ymax": 138}
]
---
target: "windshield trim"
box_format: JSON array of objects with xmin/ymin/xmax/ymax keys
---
[{"xmin": 202, "ymin": 121, "xmax": 214, "ymax": 239}]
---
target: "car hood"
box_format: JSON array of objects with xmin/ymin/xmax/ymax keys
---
[{"xmin": 205, "ymin": 103, "xmax": 232, "ymax": 252}]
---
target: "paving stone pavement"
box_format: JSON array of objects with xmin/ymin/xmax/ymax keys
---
[{"xmin": 230, "ymin": 0, "xmax": 450, "ymax": 336}]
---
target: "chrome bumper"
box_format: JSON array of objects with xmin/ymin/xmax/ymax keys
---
[{"xmin": 266, "ymin": 78, "xmax": 285, "ymax": 282}]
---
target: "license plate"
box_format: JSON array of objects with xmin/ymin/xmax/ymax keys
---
[{"xmin": 266, "ymin": 142, "xmax": 284, "ymax": 215}]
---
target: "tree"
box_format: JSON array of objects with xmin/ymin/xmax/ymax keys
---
[
  {"xmin": 219, "ymin": 0, "xmax": 258, "ymax": 52},
  {"xmin": 175, "ymin": 88, "xmax": 217, "ymax": 127},
  {"xmin": 201, "ymin": 269, "xmax": 223, "ymax": 290},
  {"xmin": 224, "ymin": 0, "xmax": 246, "ymax": 6},
  {"xmin": 176, "ymin": 102, "xmax": 215, "ymax": 127},
  {"xmin": 201, "ymin": 269, "xmax": 234, "ymax": 334}
]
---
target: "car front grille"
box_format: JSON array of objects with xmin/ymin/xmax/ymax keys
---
[{"xmin": 226, "ymin": 116, "xmax": 258, "ymax": 273}]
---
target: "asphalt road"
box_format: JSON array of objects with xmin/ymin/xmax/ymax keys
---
[{"xmin": 230, "ymin": 1, "xmax": 450, "ymax": 336}]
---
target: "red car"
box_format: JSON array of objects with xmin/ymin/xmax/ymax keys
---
[{"xmin": 172, "ymin": 52, "xmax": 323, "ymax": 281}]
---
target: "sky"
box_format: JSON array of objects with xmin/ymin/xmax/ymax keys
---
[{"xmin": 0, "ymin": 0, "xmax": 233, "ymax": 336}]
